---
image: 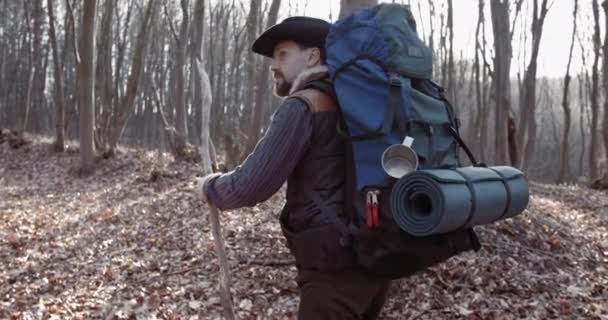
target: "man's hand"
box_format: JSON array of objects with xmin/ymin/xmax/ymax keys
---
[{"xmin": 195, "ymin": 173, "xmax": 222, "ymax": 203}]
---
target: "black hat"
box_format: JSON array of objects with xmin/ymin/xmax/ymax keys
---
[{"xmin": 251, "ymin": 16, "xmax": 331, "ymax": 58}]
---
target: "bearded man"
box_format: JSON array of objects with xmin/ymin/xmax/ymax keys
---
[{"xmin": 196, "ymin": 17, "xmax": 390, "ymax": 319}]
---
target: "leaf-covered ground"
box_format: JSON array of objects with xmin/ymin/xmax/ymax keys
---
[{"xmin": 1, "ymin": 139, "xmax": 607, "ymax": 319}]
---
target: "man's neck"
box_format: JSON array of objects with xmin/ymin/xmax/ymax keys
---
[{"xmin": 289, "ymin": 65, "xmax": 330, "ymax": 95}]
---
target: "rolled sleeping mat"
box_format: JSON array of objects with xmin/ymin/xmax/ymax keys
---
[{"xmin": 390, "ymin": 166, "xmax": 529, "ymax": 236}]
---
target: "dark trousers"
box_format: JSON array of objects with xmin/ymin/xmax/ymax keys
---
[{"xmin": 296, "ymin": 269, "xmax": 391, "ymax": 320}]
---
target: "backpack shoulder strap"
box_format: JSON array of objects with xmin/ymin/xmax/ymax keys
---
[{"xmin": 301, "ymin": 79, "xmax": 336, "ymax": 100}]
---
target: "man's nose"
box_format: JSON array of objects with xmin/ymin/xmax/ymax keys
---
[{"xmin": 270, "ymin": 61, "xmax": 279, "ymax": 72}]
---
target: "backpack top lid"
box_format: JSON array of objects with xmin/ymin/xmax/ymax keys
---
[{"xmin": 326, "ymin": 4, "xmax": 433, "ymax": 79}]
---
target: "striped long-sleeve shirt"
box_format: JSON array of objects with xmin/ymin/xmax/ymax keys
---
[{"xmin": 205, "ymin": 97, "xmax": 313, "ymax": 210}]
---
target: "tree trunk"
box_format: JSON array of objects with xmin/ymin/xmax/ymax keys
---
[
  {"xmin": 578, "ymin": 71, "xmax": 588, "ymax": 177},
  {"xmin": 446, "ymin": 0, "xmax": 456, "ymax": 113},
  {"xmin": 559, "ymin": 0, "xmax": 578, "ymax": 183},
  {"xmin": 0, "ymin": 0, "xmax": 7, "ymax": 123},
  {"xmin": 64, "ymin": 0, "xmax": 79, "ymax": 138},
  {"xmin": 191, "ymin": 0, "xmax": 204, "ymax": 146},
  {"xmin": 480, "ymin": 1, "xmax": 491, "ymax": 163},
  {"xmin": 171, "ymin": 0, "xmax": 191, "ymax": 158},
  {"xmin": 544, "ymin": 81, "xmax": 560, "ymax": 154},
  {"xmin": 471, "ymin": 0, "xmax": 484, "ymax": 158},
  {"xmin": 427, "ymin": 0, "xmax": 436, "ymax": 54},
  {"xmin": 95, "ymin": 0, "xmax": 115, "ymax": 151},
  {"xmin": 602, "ymin": 0, "xmax": 608, "ymax": 177},
  {"xmin": 35, "ymin": 43, "xmax": 50, "ymax": 134},
  {"xmin": 519, "ymin": 0, "xmax": 550, "ymax": 171},
  {"xmin": 48, "ymin": 0, "xmax": 66, "ymax": 152},
  {"xmin": 28, "ymin": 0, "xmax": 45, "ymax": 135},
  {"xmin": 508, "ymin": 116, "xmax": 518, "ymax": 165},
  {"xmin": 20, "ymin": 1, "xmax": 40, "ymax": 137},
  {"xmin": 240, "ymin": 0, "xmax": 261, "ymax": 159},
  {"xmin": 490, "ymin": 0, "xmax": 512, "ymax": 165},
  {"xmin": 247, "ymin": 0, "xmax": 281, "ymax": 154},
  {"xmin": 590, "ymin": 0, "xmax": 601, "ymax": 179},
  {"xmin": 192, "ymin": 0, "xmax": 214, "ymax": 174},
  {"xmin": 439, "ymin": 11, "xmax": 448, "ymax": 86},
  {"xmin": 339, "ymin": 0, "xmax": 378, "ymax": 19},
  {"xmin": 207, "ymin": 5, "xmax": 218, "ymax": 138},
  {"xmin": 106, "ymin": 0, "xmax": 157, "ymax": 156},
  {"xmin": 78, "ymin": 0, "xmax": 98, "ymax": 174},
  {"xmin": 110, "ymin": 1, "xmax": 133, "ymax": 144}
]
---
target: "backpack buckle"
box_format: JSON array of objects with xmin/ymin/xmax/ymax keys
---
[{"xmin": 389, "ymin": 73, "xmax": 402, "ymax": 87}]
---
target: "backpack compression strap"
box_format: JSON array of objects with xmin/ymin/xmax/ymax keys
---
[{"xmin": 334, "ymin": 73, "xmax": 408, "ymax": 141}]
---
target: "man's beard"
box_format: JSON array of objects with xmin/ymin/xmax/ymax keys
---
[{"xmin": 273, "ymin": 75, "xmax": 292, "ymax": 97}]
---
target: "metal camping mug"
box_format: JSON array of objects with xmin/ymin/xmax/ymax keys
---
[{"xmin": 381, "ymin": 136, "xmax": 419, "ymax": 179}]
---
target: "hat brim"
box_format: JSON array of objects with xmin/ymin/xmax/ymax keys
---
[{"xmin": 251, "ymin": 20, "xmax": 329, "ymax": 58}]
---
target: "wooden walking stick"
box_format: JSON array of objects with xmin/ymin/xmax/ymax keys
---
[
  {"xmin": 208, "ymin": 204, "xmax": 236, "ymax": 320},
  {"xmin": 195, "ymin": 57, "xmax": 235, "ymax": 319}
]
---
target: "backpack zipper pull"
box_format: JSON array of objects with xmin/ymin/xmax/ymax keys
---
[
  {"xmin": 371, "ymin": 190, "xmax": 380, "ymax": 228},
  {"xmin": 366, "ymin": 191, "xmax": 374, "ymax": 228}
]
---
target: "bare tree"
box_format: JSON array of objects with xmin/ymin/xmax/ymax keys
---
[
  {"xmin": 479, "ymin": 0, "xmax": 492, "ymax": 163},
  {"xmin": 47, "ymin": 0, "xmax": 66, "ymax": 151},
  {"xmin": 518, "ymin": 0, "xmax": 551, "ymax": 170},
  {"xmin": 192, "ymin": 0, "xmax": 215, "ymax": 173},
  {"xmin": 20, "ymin": 0, "xmax": 44, "ymax": 137},
  {"xmin": 470, "ymin": 0, "xmax": 490, "ymax": 162},
  {"xmin": 247, "ymin": 0, "xmax": 282, "ymax": 154},
  {"xmin": 169, "ymin": 0, "xmax": 191, "ymax": 158},
  {"xmin": 446, "ymin": 0, "xmax": 456, "ymax": 111},
  {"xmin": 31, "ymin": 0, "xmax": 47, "ymax": 136},
  {"xmin": 578, "ymin": 73, "xmax": 587, "ymax": 177},
  {"xmin": 439, "ymin": 7, "xmax": 448, "ymax": 86},
  {"xmin": 105, "ymin": 0, "xmax": 158, "ymax": 156},
  {"xmin": 64, "ymin": 0, "xmax": 79, "ymax": 137},
  {"xmin": 0, "ymin": 1, "xmax": 7, "ymax": 123},
  {"xmin": 578, "ymin": 38, "xmax": 590, "ymax": 177},
  {"xmin": 339, "ymin": 0, "xmax": 378, "ymax": 19},
  {"xmin": 111, "ymin": 1, "xmax": 133, "ymax": 139},
  {"xmin": 601, "ymin": 0, "xmax": 608, "ymax": 183},
  {"xmin": 590, "ymin": 0, "xmax": 601, "ymax": 179},
  {"xmin": 559, "ymin": 0, "xmax": 578, "ymax": 182},
  {"xmin": 77, "ymin": 0, "xmax": 98, "ymax": 174},
  {"xmin": 490, "ymin": 0, "xmax": 513, "ymax": 165},
  {"xmin": 427, "ymin": 0, "xmax": 436, "ymax": 53},
  {"xmin": 240, "ymin": 0, "xmax": 261, "ymax": 158},
  {"xmin": 95, "ymin": 0, "xmax": 115, "ymax": 151}
]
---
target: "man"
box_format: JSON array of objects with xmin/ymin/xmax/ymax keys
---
[{"xmin": 196, "ymin": 17, "xmax": 390, "ymax": 319}]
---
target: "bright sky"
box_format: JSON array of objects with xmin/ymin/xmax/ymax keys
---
[{"xmin": 278, "ymin": 0, "xmax": 595, "ymax": 79}]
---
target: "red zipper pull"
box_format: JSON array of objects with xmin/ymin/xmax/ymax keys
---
[
  {"xmin": 366, "ymin": 191, "xmax": 373, "ymax": 228},
  {"xmin": 371, "ymin": 190, "xmax": 380, "ymax": 227}
]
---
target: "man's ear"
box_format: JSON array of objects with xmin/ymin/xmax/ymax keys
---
[{"xmin": 306, "ymin": 47, "xmax": 322, "ymax": 67}]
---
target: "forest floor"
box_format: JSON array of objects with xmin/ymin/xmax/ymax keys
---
[{"xmin": 1, "ymin": 137, "xmax": 607, "ymax": 320}]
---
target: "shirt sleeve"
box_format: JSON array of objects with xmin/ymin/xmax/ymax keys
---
[{"xmin": 205, "ymin": 97, "xmax": 313, "ymax": 210}]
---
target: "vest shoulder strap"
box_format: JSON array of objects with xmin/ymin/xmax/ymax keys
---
[{"xmin": 290, "ymin": 83, "xmax": 338, "ymax": 113}]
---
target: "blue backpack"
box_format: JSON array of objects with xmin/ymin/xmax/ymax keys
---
[{"xmin": 320, "ymin": 4, "xmax": 481, "ymax": 279}]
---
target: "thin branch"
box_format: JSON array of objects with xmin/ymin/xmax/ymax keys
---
[
  {"xmin": 510, "ymin": 0, "xmax": 525, "ymax": 42},
  {"xmin": 163, "ymin": 2, "xmax": 179, "ymax": 42}
]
